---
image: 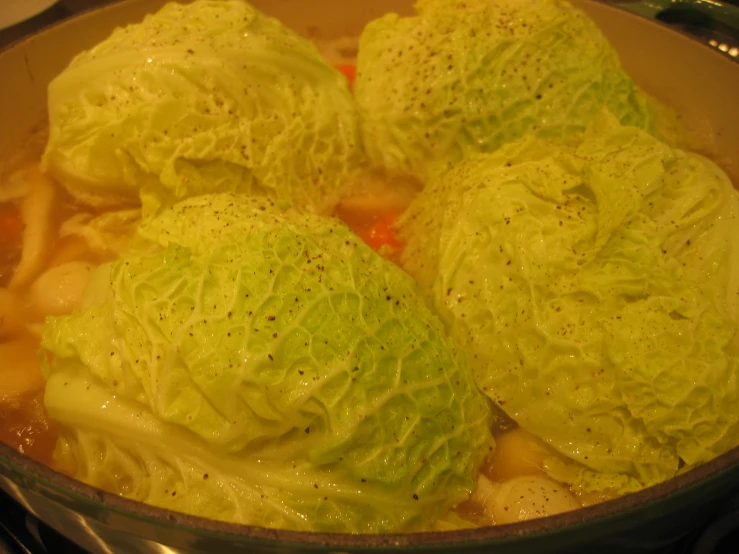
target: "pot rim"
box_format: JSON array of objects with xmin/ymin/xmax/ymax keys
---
[{"xmin": 3, "ymin": 422, "xmax": 739, "ymax": 548}]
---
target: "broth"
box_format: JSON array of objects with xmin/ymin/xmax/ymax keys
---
[{"xmin": 0, "ymin": 138, "xmax": 120, "ymax": 464}]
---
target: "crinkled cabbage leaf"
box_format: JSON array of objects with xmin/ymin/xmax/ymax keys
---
[
  {"xmin": 41, "ymin": 194, "xmax": 492, "ymax": 532},
  {"xmin": 398, "ymin": 112, "xmax": 739, "ymax": 494},
  {"xmin": 43, "ymin": 0, "xmax": 363, "ymax": 214},
  {"xmin": 58, "ymin": 209, "xmax": 142, "ymax": 257},
  {"xmin": 355, "ymin": 0, "xmax": 653, "ymax": 178}
]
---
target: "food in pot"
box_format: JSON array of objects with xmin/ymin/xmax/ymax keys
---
[
  {"xmin": 1, "ymin": 0, "xmax": 738, "ymax": 535},
  {"xmin": 40, "ymin": 194, "xmax": 492, "ymax": 532},
  {"xmin": 42, "ymin": 0, "xmax": 364, "ymax": 215},
  {"xmin": 398, "ymin": 110, "xmax": 739, "ymax": 495},
  {"xmin": 354, "ymin": 0, "xmax": 654, "ymax": 177}
]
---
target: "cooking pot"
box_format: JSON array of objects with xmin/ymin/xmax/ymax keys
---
[{"xmin": 1, "ymin": 1, "xmax": 739, "ymax": 552}]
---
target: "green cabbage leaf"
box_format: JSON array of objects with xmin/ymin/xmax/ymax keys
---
[
  {"xmin": 355, "ymin": 0, "xmax": 653, "ymax": 178},
  {"xmin": 42, "ymin": 0, "xmax": 363, "ymax": 214},
  {"xmin": 398, "ymin": 112, "xmax": 739, "ymax": 494},
  {"xmin": 41, "ymin": 194, "xmax": 492, "ymax": 532}
]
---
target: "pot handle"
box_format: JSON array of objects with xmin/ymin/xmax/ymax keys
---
[{"xmin": 613, "ymin": 0, "xmax": 739, "ymax": 61}]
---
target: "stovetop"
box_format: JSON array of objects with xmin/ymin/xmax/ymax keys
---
[{"xmin": 0, "ymin": 489, "xmax": 81, "ymax": 554}]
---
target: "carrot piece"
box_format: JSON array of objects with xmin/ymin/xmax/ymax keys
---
[
  {"xmin": 335, "ymin": 63, "xmax": 357, "ymax": 88},
  {"xmin": 360, "ymin": 213, "xmax": 403, "ymax": 253},
  {"xmin": 0, "ymin": 208, "xmax": 24, "ymax": 244}
]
